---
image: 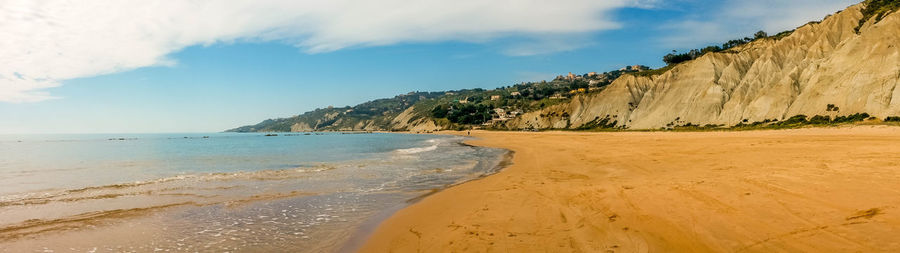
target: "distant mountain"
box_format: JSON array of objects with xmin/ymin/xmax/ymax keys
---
[
  {"xmin": 230, "ymin": 0, "xmax": 900, "ymax": 132},
  {"xmin": 227, "ymin": 92, "xmax": 444, "ymax": 132}
]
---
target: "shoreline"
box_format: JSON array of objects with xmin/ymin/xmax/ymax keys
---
[
  {"xmin": 340, "ymin": 137, "xmax": 515, "ymax": 252},
  {"xmin": 358, "ymin": 126, "xmax": 900, "ymax": 252}
]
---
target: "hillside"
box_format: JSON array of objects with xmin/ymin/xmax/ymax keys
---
[
  {"xmin": 506, "ymin": 1, "xmax": 900, "ymax": 130},
  {"xmin": 227, "ymin": 67, "xmax": 644, "ymax": 132},
  {"xmin": 230, "ymin": 0, "xmax": 900, "ymax": 132}
]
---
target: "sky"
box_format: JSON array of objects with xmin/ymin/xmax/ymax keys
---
[{"xmin": 0, "ymin": 0, "xmax": 858, "ymax": 134}]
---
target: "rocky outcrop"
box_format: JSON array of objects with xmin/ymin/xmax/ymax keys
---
[
  {"xmin": 389, "ymin": 106, "xmax": 444, "ymax": 132},
  {"xmin": 507, "ymin": 3, "xmax": 900, "ymax": 130},
  {"xmin": 290, "ymin": 122, "xmax": 314, "ymax": 132}
]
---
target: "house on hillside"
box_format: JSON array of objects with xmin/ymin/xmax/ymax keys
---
[
  {"xmin": 490, "ymin": 107, "xmax": 521, "ymax": 125},
  {"xmin": 490, "ymin": 95, "xmax": 501, "ymax": 101},
  {"xmin": 493, "ymin": 108, "xmax": 507, "ymax": 120}
]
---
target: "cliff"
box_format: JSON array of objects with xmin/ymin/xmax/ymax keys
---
[{"xmin": 507, "ymin": 2, "xmax": 900, "ymax": 129}]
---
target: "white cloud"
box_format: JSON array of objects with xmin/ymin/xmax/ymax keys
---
[
  {"xmin": 502, "ymin": 35, "xmax": 598, "ymax": 56},
  {"xmin": 660, "ymin": 0, "xmax": 858, "ymax": 49},
  {"xmin": 0, "ymin": 0, "xmax": 650, "ymax": 103}
]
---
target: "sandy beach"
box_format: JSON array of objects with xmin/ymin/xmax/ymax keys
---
[{"xmin": 360, "ymin": 126, "xmax": 900, "ymax": 252}]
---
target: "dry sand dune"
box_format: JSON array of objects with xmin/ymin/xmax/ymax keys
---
[{"xmin": 360, "ymin": 126, "xmax": 900, "ymax": 252}]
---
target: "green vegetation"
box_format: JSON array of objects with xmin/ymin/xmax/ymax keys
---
[
  {"xmin": 557, "ymin": 113, "xmax": 881, "ymax": 133},
  {"xmin": 855, "ymin": 0, "xmax": 900, "ymax": 33},
  {"xmin": 885, "ymin": 116, "xmax": 900, "ymax": 122},
  {"xmin": 729, "ymin": 113, "xmax": 872, "ymax": 130},
  {"xmin": 575, "ymin": 117, "xmax": 620, "ymax": 130},
  {"xmin": 832, "ymin": 113, "xmax": 873, "ymax": 123},
  {"xmin": 629, "ymin": 64, "xmax": 675, "ymax": 77},
  {"xmin": 650, "ymin": 113, "xmax": 878, "ymax": 132},
  {"xmin": 434, "ymin": 103, "xmax": 493, "ymax": 125},
  {"xmin": 422, "ymin": 70, "xmax": 660, "ymax": 128},
  {"xmin": 227, "ymin": 91, "xmax": 446, "ymax": 132},
  {"xmin": 660, "ymin": 30, "xmax": 767, "ymax": 66},
  {"xmin": 769, "ymin": 29, "xmax": 795, "ymax": 40}
]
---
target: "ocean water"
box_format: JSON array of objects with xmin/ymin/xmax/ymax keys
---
[{"xmin": 0, "ymin": 132, "xmax": 507, "ymax": 252}]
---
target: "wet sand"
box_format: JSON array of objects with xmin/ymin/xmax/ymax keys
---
[{"xmin": 360, "ymin": 126, "xmax": 900, "ymax": 252}]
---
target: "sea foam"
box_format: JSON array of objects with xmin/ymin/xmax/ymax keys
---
[{"xmin": 394, "ymin": 144, "xmax": 438, "ymax": 154}]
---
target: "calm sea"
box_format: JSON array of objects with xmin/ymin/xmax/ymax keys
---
[{"xmin": 0, "ymin": 132, "xmax": 507, "ymax": 252}]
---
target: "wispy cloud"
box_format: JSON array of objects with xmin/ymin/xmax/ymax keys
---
[
  {"xmin": 659, "ymin": 0, "xmax": 857, "ymax": 49},
  {"xmin": 502, "ymin": 35, "xmax": 598, "ymax": 56},
  {"xmin": 0, "ymin": 0, "xmax": 655, "ymax": 103}
]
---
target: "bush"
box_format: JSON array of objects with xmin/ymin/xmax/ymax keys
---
[
  {"xmin": 780, "ymin": 115, "xmax": 808, "ymax": 125},
  {"xmin": 753, "ymin": 30, "xmax": 768, "ymax": 40},
  {"xmin": 660, "ymin": 31, "xmax": 764, "ymax": 66},
  {"xmin": 662, "ymin": 50, "xmax": 700, "ymax": 65},
  {"xmin": 833, "ymin": 113, "xmax": 870, "ymax": 123},
  {"xmin": 885, "ymin": 116, "xmax": 900, "ymax": 122},
  {"xmin": 444, "ymin": 103, "xmax": 492, "ymax": 125},
  {"xmin": 856, "ymin": 0, "xmax": 900, "ymax": 33},
  {"xmin": 796, "ymin": 113, "xmax": 870, "ymax": 125},
  {"xmin": 808, "ymin": 115, "xmax": 831, "ymax": 124},
  {"xmin": 431, "ymin": 104, "xmax": 450, "ymax": 118},
  {"xmin": 630, "ymin": 65, "xmax": 674, "ymax": 77},
  {"xmin": 577, "ymin": 116, "xmax": 618, "ymax": 130}
]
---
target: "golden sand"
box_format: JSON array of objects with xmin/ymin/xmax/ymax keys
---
[{"xmin": 360, "ymin": 126, "xmax": 900, "ymax": 252}]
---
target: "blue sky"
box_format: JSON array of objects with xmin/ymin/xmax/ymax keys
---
[{"xmin": 0, "ymin": 0, "xmax": 857, "ymax": 133}]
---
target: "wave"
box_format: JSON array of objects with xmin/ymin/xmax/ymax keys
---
[
  {"xmin": 394, "ymin": 144, "xmax": 438, "ymax": 154},
  {"xmin": 0, "ymin": 190, "xmax": 317, "ymax": 242},
  {"xmin": 0, "ymin": 202, "xmax": 196, "ymax": 241},
  {"xmin": 0, "ymin": 164, "xmax": 339, "ymax": 209},
  {"xmin": 394, "ymin": 139, "xmax": 443, "ymax": 154}
]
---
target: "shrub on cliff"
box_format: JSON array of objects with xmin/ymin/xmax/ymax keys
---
[
  {"xmin": 780, "ymin": 115, "xmax": 809, "ymax": 125},
  {"xmin": 808, "ymin": 115, "xmax": 831, "ymax": 124},
  {"xmin": 833, "ymin": 113, "xmax": 871, "ymax": 123},
  {"xmin": 856, "ymin": 0, "xmax": 900, "ymax": 33}
]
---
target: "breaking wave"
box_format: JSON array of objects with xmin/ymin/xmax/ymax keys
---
[
  {"xmin": 394, "ymin": 145, "xmax": 438, "ymax": 154},
  {"xmin": 0, "ymin": 164, "xmax": 339, "ymax": 209},
  {"xmin": 394, "ymin": 139, "xmax": 442, "ymax": 154}
]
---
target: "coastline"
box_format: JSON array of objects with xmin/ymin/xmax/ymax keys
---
[
  {"xmin": 359, "ymin": 126, "xmax": 900, "ymax": 252},
  {"xmin": 340, "ymin": 138, "xmax": 514, "ymax": 253}
]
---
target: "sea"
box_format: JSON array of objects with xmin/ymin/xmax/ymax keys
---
[{"xmin": 0, "ymin": 132, "xmax": 508, "ymax": 252}]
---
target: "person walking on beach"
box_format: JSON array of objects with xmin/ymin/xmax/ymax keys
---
[{"xmin": 467, "ymin": 130, "xmax": 470, "ymax": 136}]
